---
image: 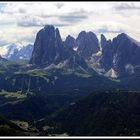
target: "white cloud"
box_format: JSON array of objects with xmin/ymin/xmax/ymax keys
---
[
  {"xmin": 0, "ymin": 2, "xmax": 140, "ymax": 45},
  {"xmin": 0, "ymin": 26, "xmax": 38, "ymax": 46}
]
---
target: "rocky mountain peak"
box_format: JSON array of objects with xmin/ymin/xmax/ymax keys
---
[
  {"xmin": 44, "ymin": 25, "xmax": 55, "ymax": 31},
  {"xmin": 76, "ymin": 31, "xmax": 100, "ymax": 59},
  {"xmin": 100, "ymin": 32, "xmax": 140, "ymax": 77},
  {"xmin": 101, "ymin": 34, "xmax": 107, "ymax": 49},
  {"xmin": 29, "ymin": 25, "xmax": 64, "ymax": 66},
  {"xmin": 64, "ymin": 35, "xmax": 76, "ymax": 50}
]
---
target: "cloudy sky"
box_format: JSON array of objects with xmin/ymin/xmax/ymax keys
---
[{"xmin": 0, "ymin": 2, "xmax": 140, "ymax": 46}]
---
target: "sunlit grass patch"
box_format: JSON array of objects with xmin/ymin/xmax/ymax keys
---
[{"xmin": 0, "ymin": 90, "xmax": 27, "ymax": 99}]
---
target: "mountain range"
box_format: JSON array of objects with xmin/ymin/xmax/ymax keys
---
[
  {"xmin": 0, "ymin": 43, "xmax": 33, "ymax": 61},
  {"xmin": 1, "ymin": 25, "xmax": 140, "ymax": 96},
  {"xmin": 28, "ymin": 25, "xmax": 140, "ymax": 79},
  {"xmin": 1, "ymin": 25, "xmax": 140, "ymax": 79}
]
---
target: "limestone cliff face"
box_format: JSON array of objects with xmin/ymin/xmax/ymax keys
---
[
  {"xmin": 76, "ymin": 31, "xmax": 100, "ymax": 59},
  {"xmin": 30, "ymin": 25, "xmax": 140, "ymax": 78},
  {"xmin": 100, "ymin": 33, "xmax": 140, "ymax": 77},
  {"xmin": 29, "ymin": 25, "xmax": 64, "ymax": 66},
  {"xmin": 29, "ymin": 25, "xmax": 89, "ymax": 72}
]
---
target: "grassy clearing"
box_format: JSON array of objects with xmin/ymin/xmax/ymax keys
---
[
  {"xmin": 0, "ymin": 90, "xmax": 27, "ymax": 99},
  {"xmin": 74, "ymin": 72, "xmax": 92, "ymax": 78}
]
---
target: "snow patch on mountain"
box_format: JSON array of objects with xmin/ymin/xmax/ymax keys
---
[
  {"xmin": 0, "ymin": 42, "xmax": 33, "ymax": 61},
  {"xmin": 73, "ymin": 47, "xmax": 78, "ymax": 51},
  {"xmin": 105, "ymin": 68, "xmax": 118, "ymax": 78}
]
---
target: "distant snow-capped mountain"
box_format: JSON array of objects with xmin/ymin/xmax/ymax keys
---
[{"xmin": 0, "ymin": 43, "xmax": 33, "ymax": 61}]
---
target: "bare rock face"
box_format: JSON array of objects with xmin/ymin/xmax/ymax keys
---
[
  {"xmin": 29, "ymin": 25, "xmax": 65, "ymax": 66},
  {"xmin": 100, "ymin": 33, "xmax": 140, "ymax": 77},
  {"xmin": 76, "ymin": 31, "xmax": 100, "ymax": 60},
  {"xmin": 29, "ymin": 25, "xmax": 90, "ymax": 72},
  {"xmin": 101, "ymin": 34, "xmax": 107, "ymax": 49},
  {"xmin": 64, "ymin": 35, "xmax": 77, "ymax": 50}
]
